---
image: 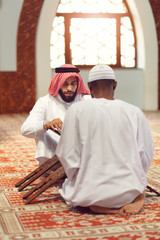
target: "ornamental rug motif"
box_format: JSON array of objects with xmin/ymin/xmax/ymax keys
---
[{"xmin": 0, "ymin": 113, "xmax": 159, "ymax": 240}]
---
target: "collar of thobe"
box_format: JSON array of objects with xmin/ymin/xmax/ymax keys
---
[{"xmin": 55, "ymin": 94, "xmax": 75, "ymax": 109}]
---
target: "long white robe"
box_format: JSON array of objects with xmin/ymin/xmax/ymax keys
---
[
  {"xmin": 21, "ymin": 93, "xmax": 90, "ymax": 161},
  {"xmin": 56, "ymin": 98, "xmax": 154, "ymax": 208}
]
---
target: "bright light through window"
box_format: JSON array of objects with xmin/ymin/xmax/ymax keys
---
[
  {"xmin": 57, "ymin": 0, "xmax": 127, "ymax": 13},
  {"xmin": 50, "ymin": 17, "xmax": 65, "ymax": 68},
  {"xmin": 50, "ymin": 0, "xmax": 136, "ymax": 68},
  {"xmin": 70, "ymin": 18, "xmax": 116, "ymax": 65}
]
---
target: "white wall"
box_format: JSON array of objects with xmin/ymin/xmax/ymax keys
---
[
  {"xmin": 36, "ymin": 0, "xmax": 59, "ymax": 99},
  {"xmin": 0, "ymin": 0, "xmax": 23, "ymax": 71},
  {"xmin": 126, "ymin": 0, "xmax": 158, "ymax": 110}
]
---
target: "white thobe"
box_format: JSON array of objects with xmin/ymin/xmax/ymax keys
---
[
  {"xmin": 56, "ymin": 98, "xmax": 154, "ymax": 208},
  {"xmin": 21, "ymin": 93, "xmax": 90, "ymax": 162}
]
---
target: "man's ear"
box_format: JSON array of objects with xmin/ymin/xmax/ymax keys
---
[{"xmin": 113, "ymin": 81, "xmax": 117, "ymax": 90}]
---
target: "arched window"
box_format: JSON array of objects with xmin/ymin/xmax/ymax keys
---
[{"xmin": 50, "ymin": 0, "xmax": 136, "ymax": 69}]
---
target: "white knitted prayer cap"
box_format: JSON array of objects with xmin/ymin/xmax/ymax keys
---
[{"xmin": 88, "ymin": 64, "xmax": 116, "ymax": 83}]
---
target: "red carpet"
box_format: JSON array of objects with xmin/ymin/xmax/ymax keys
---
[{"xmin": 0, "ymin": 113, "xmax": 159, "ymax": 240}]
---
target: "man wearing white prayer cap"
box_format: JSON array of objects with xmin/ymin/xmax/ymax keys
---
[{"xmin": 56, "ymin": 64, "xmax": 154, "ymax": 216}]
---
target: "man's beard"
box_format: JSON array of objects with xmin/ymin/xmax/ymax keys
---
[{"xmin": 59, "ymin": 88, "xmax": 78, "ymax": 103}]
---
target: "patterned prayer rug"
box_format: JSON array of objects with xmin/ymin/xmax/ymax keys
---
[{"xmin": 0, "ymin": 113, "xmax": 159, "ymax": 240}]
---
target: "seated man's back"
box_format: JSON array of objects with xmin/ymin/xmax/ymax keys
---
[{"xmin": 56, "ymin": 98, "xmax": 154, "ymax": 208}]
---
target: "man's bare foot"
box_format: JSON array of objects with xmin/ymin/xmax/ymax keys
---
[
  {"xmin": 89, "ymin": 205, "xmax": 120, "ymax": 214},
  {"xmin": 89, "ymin": 193, "xmax": 145, "ymax": 216},
  {"xmin": 118, "ymin": 193, "xmax": 145, "ymax": 216}
]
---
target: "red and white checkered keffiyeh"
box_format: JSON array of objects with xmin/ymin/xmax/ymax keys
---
[{"xmin": 48, "ymin": 64, "xmax": 90, "ymax": 96}]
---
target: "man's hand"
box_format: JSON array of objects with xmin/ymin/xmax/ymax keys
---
[{"xmin": 43, "ymin": 118, "xmax": 63, "ymax": 133}]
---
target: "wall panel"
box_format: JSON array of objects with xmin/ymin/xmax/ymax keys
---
[{"xmin": 0, "ymin": 0, "xmax": 44, "ymax": 113}]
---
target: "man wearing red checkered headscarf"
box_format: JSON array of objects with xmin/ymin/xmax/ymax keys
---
[
  {"xmin": 21, "ymin": 64, "xmax": 90, "ymax": 168},
  {"xmin": 49, "ymin": 64, "xmax": 90, "ymax": 97}
]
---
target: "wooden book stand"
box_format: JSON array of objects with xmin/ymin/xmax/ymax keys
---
[
  {"xmin": 146, "ymin": 185, "xmax": 160, "ymax": 196},
  {"xmin": 15, "ymin": 155, "xmax": 66, "ymax": 204}
]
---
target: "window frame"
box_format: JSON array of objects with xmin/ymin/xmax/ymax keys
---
[{"xmin": 55, "ymin": 1, "xmax": 137, "ymax": 68}]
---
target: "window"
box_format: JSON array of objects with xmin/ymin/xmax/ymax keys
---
[{"xmin": 50, "ymin": 0, "xmax": 136, "ymax": 68}]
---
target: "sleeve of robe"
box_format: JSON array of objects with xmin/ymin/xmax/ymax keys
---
[
  {"xmin": 21, "ymin": 97, "xmax": 47, "ymax": 138},
  {"xmin": 137, "ymin": 109, "xmax": 155, "ymax": 173},
  {"xmin": 56, "ymin": 105, "xmax": 81, "ymax": 181}
]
